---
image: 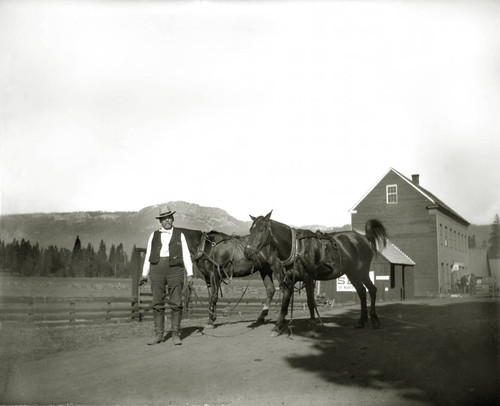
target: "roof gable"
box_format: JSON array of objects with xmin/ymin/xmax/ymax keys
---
[{"xmin": 350, "ymin": 168, "xmax": 469, "ymax": 226}]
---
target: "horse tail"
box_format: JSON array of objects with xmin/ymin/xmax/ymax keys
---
[{"xmin": 365, "ymin": 219, "xmax": 388, "ymax": 253}]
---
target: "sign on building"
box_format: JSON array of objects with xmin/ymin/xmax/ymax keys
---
[{"xmin": 336, "ymin": 271, "xmax": 375, "ymax": 292}]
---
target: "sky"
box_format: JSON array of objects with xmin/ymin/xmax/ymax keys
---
[{"xmin": 1, "ymin": 0, "xmax": 499, "ymax": 227}]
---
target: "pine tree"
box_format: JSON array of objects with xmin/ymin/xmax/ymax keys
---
[
  {"xmin": 114, "ymin": 243, "xmax": 129, "ymax": 277},
  {"xmin": 127, "ymin": 245, "xmax": 139, "ymax": 277},
  {"xmin": 488, "ymin": 214, "xmax": 500, "ymax": 259},
  {"xmin": 85, "ymin": 243, "xmax": 97, "ymax": 277},
  {"xmin": 468, "ymin": 235, "xmax": 477, "ymax": 249},
  {"xmin": 0, "ymin": 240, "xmax": 5, "ymax": 268},
  {"xmin": 97, "ymin": 240, "xmax": 107, "ymax": 262},
  {"xmin": 109, "ymin": 244, "xmax": 117, "ymax": 277},
  {"xmin": 72, "ymin": 236, "xmax": 82, "ymax": 261},
  {"xmin": 6, "ymin": 239, "xmax": 20, "ymax": 273},
  {"xmin": 71, "ymin": 235, "xmax": 84, "ymax": 276}
]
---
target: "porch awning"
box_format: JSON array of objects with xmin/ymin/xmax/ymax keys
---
[{"xmin": 379, "ymin": 240, "xmax": 415, "ymax": 266}]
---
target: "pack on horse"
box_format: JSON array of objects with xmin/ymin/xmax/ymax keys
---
[
  {"xmin": 243, "ymin": 211, "xmax": 388, "ymax": 336},
  {"xmin": 178, "ymin": 228, "xmax": 280, "ymax": 329}
]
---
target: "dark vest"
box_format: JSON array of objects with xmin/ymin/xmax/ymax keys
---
[{"xmin": 149, "ymin": 228, "xmax": 184, "ymax": 267}]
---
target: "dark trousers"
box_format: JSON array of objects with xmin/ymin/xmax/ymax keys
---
[{"xmin": 149, "ymin": 257, "xmax": 185, "ymax": 333}]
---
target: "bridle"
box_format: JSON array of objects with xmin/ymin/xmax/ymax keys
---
[{"xmin": 246, "ymin": 218, "xmax": 297, "ymax": 267}]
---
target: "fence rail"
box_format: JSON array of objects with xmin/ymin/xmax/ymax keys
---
[{"xmin": 0, "ymin": 293, "xmax": 308, "ymax": 325}]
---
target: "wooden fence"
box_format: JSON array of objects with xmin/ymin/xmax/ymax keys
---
[
  {"xmin": 0, "ymin": 291, "xmax": 308, "ymax": 326},
  {"xmin": 0, "ymin": 295, "xmax": 140, "ymax": 325}
]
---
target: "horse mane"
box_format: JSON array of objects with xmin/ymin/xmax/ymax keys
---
[
  {"xmin": 177, "ymin": 227, "xmax": 203, "ymax": 237},
  {"xmin": 207, "ymin": 230, "xmax": 231, "ymax": 237}
]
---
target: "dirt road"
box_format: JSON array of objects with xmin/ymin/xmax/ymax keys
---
[{"xmin": 1, "ymin": 297, "xmax": 498, "ymax": 406}]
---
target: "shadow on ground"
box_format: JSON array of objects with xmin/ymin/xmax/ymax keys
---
[{"xmin": 278, "ymin": 299, "xmax": 499, "ymax": 406}]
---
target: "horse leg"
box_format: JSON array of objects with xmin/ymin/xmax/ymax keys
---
[
  {"xmin": 273, "ymin": 275, "xmax": 293, "ymax": 336},
  {"xmin": 204, "ymin": 274, "xmax": 218, "ymax": 329},
  {"xmin": 303, "ymin": 275, "xmax": 317, "ymax": 320},
  {"xmin": 350, "ymin": 277, "xmax": 369, "ymax": 328},
  {"xmin": 257, "ymin": 269, "xmax": 276, "ymax": 323},
  {"xmin": 362, "ymin": 276, "xmax": 380, "ymax": 329}
]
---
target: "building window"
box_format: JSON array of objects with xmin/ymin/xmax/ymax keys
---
[
  {"xmin": 386, "ymin": 184, "xmax": 398, "ymax": 204},
  {"xmin": 444, "ymin": 226, "xmax": 448, "ymax": 247},
  {"xmin": 439, "ymin": 224, "xmax": 443, "ymax": 245}
]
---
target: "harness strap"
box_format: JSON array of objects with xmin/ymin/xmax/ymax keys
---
[
  {"xmin": 192, "ymin": 232, "xmax": 208, "ymax": 261},
  {"xmin": 279, "ymin": 227, "xmax": 297, "ymax": 267}
]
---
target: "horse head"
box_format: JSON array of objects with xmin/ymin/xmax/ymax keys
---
[{"xmin": 244, "ymin": 210, "xmax": 273, "ymax": 261}]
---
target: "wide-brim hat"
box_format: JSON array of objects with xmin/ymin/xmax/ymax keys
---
[{"xmin": 155, "ymin": 205, "xmax": 176, "ymax": 219}]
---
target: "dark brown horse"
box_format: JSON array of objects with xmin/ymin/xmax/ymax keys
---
[
  {"xmin": 243, "ymin": 211, "xmax": 388, "ymax": 336},
  {"xmin": 179, "ymin": 228, "xmax": 281, "ymax": 328}
]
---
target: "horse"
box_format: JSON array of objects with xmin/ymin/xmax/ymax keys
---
[
  {"xmin": 178, "ymin": 228, "xmax": 281, "ymax": 328},
  {"xmin": 243, "ymin": 211, "xmax": 388, "ymax": 336}
]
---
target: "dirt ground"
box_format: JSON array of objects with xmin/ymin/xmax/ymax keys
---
[{"xmin": 1, "ymin": 296, "xmax": 498, "ymax": 406}]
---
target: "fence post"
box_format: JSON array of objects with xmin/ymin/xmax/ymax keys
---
[
  {"xmin": 69, "ymin": 302, "xmax": 75, "ymax": 323},
  {"xmin": 27, "ymin": 300, "xmax": 34, "ymax": 323},
  {"xmin": 132, "ymin": 248, "xmax": 146, "ymax": 322}
]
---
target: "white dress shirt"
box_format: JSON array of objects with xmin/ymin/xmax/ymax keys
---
[{"xmin": 142, "ymin": 227, "xmax": 193, "ymax": 278}]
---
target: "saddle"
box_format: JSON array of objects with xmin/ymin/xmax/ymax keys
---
[{"xmin": 297, "ymin": 230, "xmax": 343, "ymax": 279}]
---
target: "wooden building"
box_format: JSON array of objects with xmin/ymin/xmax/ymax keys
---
[{"xmin": 350, "ymin": 168, "xmax": 470, "ymax": 297}]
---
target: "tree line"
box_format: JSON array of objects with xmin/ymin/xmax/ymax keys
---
[{"xmin": 0, "ymin": 235, "xmax": 141, "ymax": 278}]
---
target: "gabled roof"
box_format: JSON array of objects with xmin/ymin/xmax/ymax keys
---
[
  {"xmin": 379, "ymin": 239, "xmax": 416, "ymax": 266},
  {"xmin": 354, "ymin": 228, "xmax": 415, "ymax": 266},
  {"xmin": 350, "ymin": 168, "xmax": 470, "ymax": 226}
]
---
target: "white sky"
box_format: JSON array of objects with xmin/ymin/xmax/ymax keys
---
[{"xmin": 1, "ymin": 0, "xmax": 499, "ymax": 227}]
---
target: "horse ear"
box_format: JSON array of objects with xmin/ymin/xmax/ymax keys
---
[
  {"xmin": 249, "ymin": 215, "xmax": 256, "ymax": 221},
  {"xmin": 264, "ymin": 210, "xmax": 273, "ymax": 220}
]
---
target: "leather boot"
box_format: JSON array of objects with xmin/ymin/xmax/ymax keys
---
[
  {"xmin": 171, "ymin": 310, "xmax": 182, "ymax": 345},
  {"xmin": 147, "ymin": 312, "xmax": 165, "ymax": 345}
]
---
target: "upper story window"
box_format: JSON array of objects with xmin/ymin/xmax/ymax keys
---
[{"xmin": 386, "ymin": 184, "xmax": 398, "ymax": 204}]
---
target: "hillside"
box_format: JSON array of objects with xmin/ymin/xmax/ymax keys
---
[
  {"xmin": 0, "ymin": 201, "xmax": 349, "ymax": 257},
  {"xmin": 0, "ymin": 202, "xmax": 250, "ymax": 256}
]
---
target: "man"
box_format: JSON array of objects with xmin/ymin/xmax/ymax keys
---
[{"xmin": 140, "ymin": 205, "xmax": 193, "ymax": 346}]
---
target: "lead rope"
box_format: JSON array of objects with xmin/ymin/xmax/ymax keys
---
[{"xmin": 226, "ymin": 277, "xmax": 251, "ymax": 313}]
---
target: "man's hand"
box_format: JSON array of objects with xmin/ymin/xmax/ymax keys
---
[
  {"xmin": 139, "ymin": 277, "xmax": 148, "ymax": 286},
  {"xmin": 187, "ymin": 275, "xmax": 194, "ymax": 287}
]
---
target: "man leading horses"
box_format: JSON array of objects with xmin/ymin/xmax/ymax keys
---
[{"xmin": 140, "ymin": 205, "xmax": 193, "ymax": 346}]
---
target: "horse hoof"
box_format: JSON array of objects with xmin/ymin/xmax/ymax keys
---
[
  {"xmin": 355, "ymin": 322, "xmax": 365, "ymax": 329},
  {"xmin": 270, "ymin": 331, "xmax": 281, "ymax": 337},
  {"xmin": 371, "ymin": 319, "xmax": 381, "ymax": 329},
  {"xmin": 204, "ymin": 323, "xmax": 215, "ymax": 329}
]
